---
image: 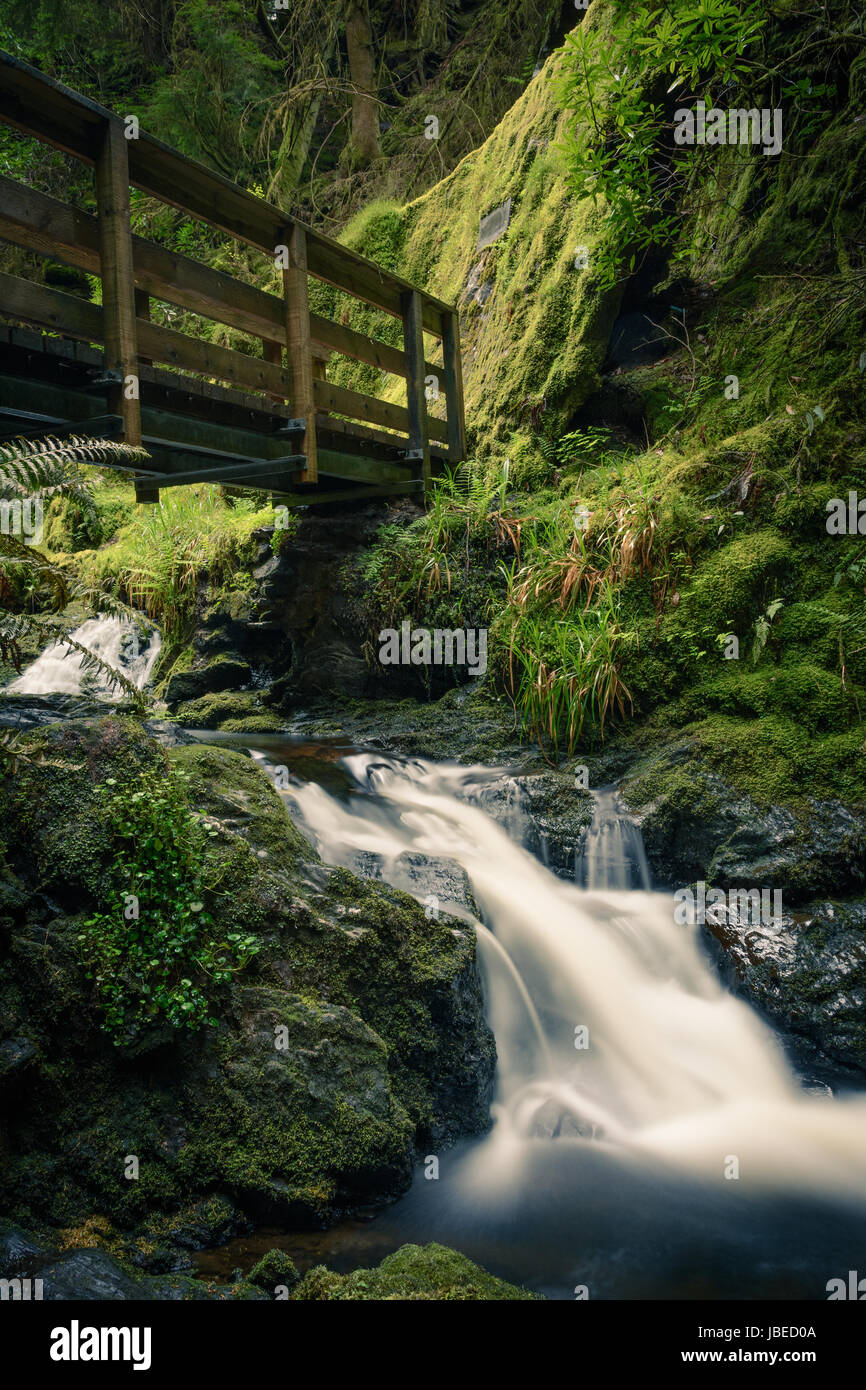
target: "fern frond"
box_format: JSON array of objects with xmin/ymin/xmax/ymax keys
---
[
  {"xmin": 0, "ymin": 531, "xmax": 70, "ymax": 608},
  {"xmin": 0, "ymin": 611, "xmax": 145, "ymax": 704}
]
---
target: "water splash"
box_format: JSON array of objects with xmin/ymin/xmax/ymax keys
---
[
  {"xmin": 7, "ymin": 615, "xmax": 161, "ymax": 698},
  {"xmin": 281, "ymin": 751, "xmax": 866, "ymax": 1202}
]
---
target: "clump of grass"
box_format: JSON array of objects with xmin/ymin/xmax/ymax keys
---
[
  {"xmin": 500, "ymin": 580, "xmax": 633, "ymax": 757},
  {"xmin": 76, "ymin": 486, "xmax": 281, "ymax": 641}
]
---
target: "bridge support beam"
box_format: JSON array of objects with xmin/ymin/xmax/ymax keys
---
[{"xmin": 442, "ymin": 310, "xmax": 467, "ymax": 466}]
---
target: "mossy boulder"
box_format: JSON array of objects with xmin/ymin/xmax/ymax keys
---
[
  {"xmin": 0, "ymin": 1221, "xmax": 530, "ymax": 1300},
  {"xmin": 0, "ymin": 717, "xmax": 495, "ymax": 1241},
  {"xmin": 163, "ymin": 656, "xmax": 252, "ymax": 706},
  {"xmin": 248, "ymin": 1248, "xmax": 300, "ymax": 1293},
  {"xmin": 291, "ymin": 1242, "xmax": 538, "ymax": 1301}
]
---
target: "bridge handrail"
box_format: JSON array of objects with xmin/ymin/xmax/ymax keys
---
[{"xmin": 0, "ymin": 48, "xmax": 467, "ymax": 486}]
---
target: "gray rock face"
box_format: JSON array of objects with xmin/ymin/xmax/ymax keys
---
[
  {"xmin": 35, "ymin": 1249, "xmax": 148, "ymax": 1301},
  {"xmin": 619, "ymin": 739, "xmax": 866, "ymax": 1070},
  {"xmin": 0, "ymin": 1222, "xmax": 48, "ymax": 1274},
  {"xmin": 625, "ymin": 765, "xmax": 865, "ymax": 904},
  {"xmin": 159, "ymin": 504, "xmax": 420, "ymax": 713},
  {"xmin": 705, "ymin": 899, "xmax": 866, "ymax": 1071}
]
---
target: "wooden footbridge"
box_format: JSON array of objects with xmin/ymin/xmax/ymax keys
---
[{"xmin": 0, "ymin": 51, "xmax": 465, "ymax": 505}]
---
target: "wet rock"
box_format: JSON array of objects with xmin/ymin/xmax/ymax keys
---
[
  {"xmin": 352, "ymin": 849, "xmax": 478, "ymax": 917},
  {"xmin": 705, "ymin": 898, "xmax": 866, "ymax": 1071},
  {"xmin": 163, "ymin": 657, "xmax": 252, "ymax": 705},
  {"xmin": 623, "ymin": 755, "xmax": 865, "ymax": 903},
  {"xmin": 35, "ymin": 1249, "xmax": 150, "ymax": 1301},
  {"xmin": 470, "ymin": 770, "xmax": 593, "ymax": 880},
  {"xmin": 0, "ymin": 692, "xmax": 114, "ymax": 729},
  {"xmin": 0, "ymin": 1036, "xmax": 36, "ymax": 1079},
  {"xmin": 0, "ymin": 1222, "xmax": 49, "ymax": 1275}
]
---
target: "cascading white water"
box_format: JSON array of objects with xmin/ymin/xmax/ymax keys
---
[
  {"xmin": 582, "ymin": 787, "xmax": 652, "ymax": 891},
  {"xmin": 276, "ymin": 752, "xmax": 866, "ymax": 1204},
  {"xmin": 6, "ymin": 615, "xmax": 161, "ymax": 698}
]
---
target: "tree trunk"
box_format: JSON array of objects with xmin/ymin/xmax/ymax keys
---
[{"xmin": 345, "ymin": 0, "xmax": 380, "ymax": 167}]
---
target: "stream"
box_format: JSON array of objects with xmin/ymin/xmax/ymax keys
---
[
  {"xmin": 191, "ymin": 731, "xmax": 866, "ymax": 1300},
  {"xmin": 6, "ymin": 622, "xmax": 866, "ymax": 1299}
]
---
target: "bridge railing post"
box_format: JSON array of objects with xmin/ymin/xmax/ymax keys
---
[
  {"xmin": 281, "ymin": 224, "xmax": 317, "ymax": 485},
  {"xmin": 401, "ymin": 288, "xmax": 430, "ymax": 493},
  {"xmin": 94, "ymin": 120, "xmax": 152, "ymax": 499},
  {"xmin": 441, "ymin": 310, "xmax": 467, "ymax": 466}
]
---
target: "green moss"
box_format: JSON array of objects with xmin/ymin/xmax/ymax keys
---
[
  {"xmin": 0, "ymin": 719, "xmax": 494, "ymax": 1234},
  {"xmin": 169, "ymin": 690, "xmax": 269, "ymax": 728},
  {"xmin": 167, "ymin": 742, "xmax": 314, "ymax": 872},
  {"xmin": 291, "ymin": 1243, "xmax": 538, "ymax": 1301},
  {"xmin": 622, "ymin": 711, "xmax": 866, "ymax": 813},
  {"xmin": 248, "ymin": 1248, "xmax": 300, "ymax": 1292}
]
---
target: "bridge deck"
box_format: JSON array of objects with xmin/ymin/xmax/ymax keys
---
[
  {"xmin": 0, "ymin": 327, "xmax": 446, "ymax": 504},
  {"xmin": 0, "ymin": 50, "xmax": 465, "ymax": 506}
]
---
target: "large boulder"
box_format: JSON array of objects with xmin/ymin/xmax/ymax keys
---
[{"xmin": 0, "ymin": 718, "xmax": 495, "ymax": 1249}]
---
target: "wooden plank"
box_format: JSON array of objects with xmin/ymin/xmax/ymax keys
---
[
  {"xmin": 282, "ymin": 224, "xmax": 317, "ymax": 483},
  {"xmin": 0, "ymin": 273, "xmax": 290, "ymax": 398},
  {"xmin": 139, "ymin": 451, "xmax": 305, "ymax": 489},
  {"xmin": 315, "ymin": 413, "xmax": 408, "ymax": 454},
  {"xmin": 0, "ymin": 269, "xmax": 104, "ymax": 340},
  {"xmin": 94, "ymin": 120, "xmax": 141, "ymax": 446},
  {"xmin": 137, "ymin": 318, "xmax": 289, "ymax": 397},
  {"xmin": 135, "ymin": 288, "xmax": 152, "ymax": 366},
  {"xmin": 0, "ymin": 53, "xmax": 452, "ymax": 333},
  {"xmin": 441, "ymin": 309, "xmax": 467, "ymax": 464},
  {"xmin": 261, "ymin": 337, "xmax": 283, "ymax": 404},
  {"xmin": 313, "ymin": 376, "xmax": 450, "ymax": 446},
  {"xmin": 401, "ymin": 288, "xmax": 431, "ymax": 491},
  {"xmin": 316, "ymin": 447, "xmax": 413, "ymax": 485},
  {"xmin": 0, "ymin": 175, "xmax": 444, "ymax": 381},
  {"xmin": 268, "ymin": 479, "xmax": 425, "ymax": 505}
]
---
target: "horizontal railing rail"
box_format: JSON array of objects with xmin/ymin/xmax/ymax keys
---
[{"xmin": 0, "ymin": 48, "xmax": 466, "ymax": 495}]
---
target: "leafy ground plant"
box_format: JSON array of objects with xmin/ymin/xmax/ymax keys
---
[{"xmin": 79, "ymin": 765, "xmax": 260, "ymax": 1046}]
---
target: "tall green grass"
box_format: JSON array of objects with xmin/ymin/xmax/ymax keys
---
[{"xmin": 76, "ymin": 486, "xmax": 280, "ymax": 641}]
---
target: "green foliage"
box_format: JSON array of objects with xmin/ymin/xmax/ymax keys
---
[
  {"xmin": 752, "ymin": 597, "xmax": 784, "ymax": 664},
  {"xmin": 78, "ymin": 765, "xmax": 260, "ymax": 1046},
  {"xmin": 76, "ymin": 486, "xmax": 279, "ymax": 642},
  {"xmin": 500, "ymin": 591, "xmax": 633, "ymax": 756},
  {"xmin": 0, "ymin": 437, "xmax": 152, "ymax": 722},
  {"xmin": 556, "ymin": 0, "xmax": 866, "ymax": 290}
]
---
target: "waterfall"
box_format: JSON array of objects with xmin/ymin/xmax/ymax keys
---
[
  {"xmin": 276, "ymin": 751, "xmax": 866, "ymax": 1203},
  {"xmin": 581, "ymin": 787, "xmax": 651, "ymax": 891},
  {"xmin": 6, "ymin": 615, "xmax": 161, "ymax": 698}
]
